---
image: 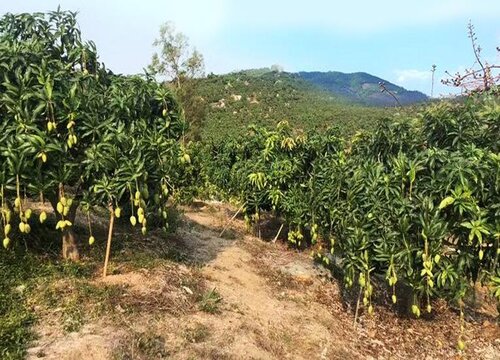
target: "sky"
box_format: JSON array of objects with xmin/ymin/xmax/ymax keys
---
[{"xmin": 1, "ymin": 1, "xmax": 499, "ymax": 96}]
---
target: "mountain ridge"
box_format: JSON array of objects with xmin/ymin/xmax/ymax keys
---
[
  {"xmin": 226, "ymin": 68, "xmax": 428, "ymax": 106},
  {"xmin": 296, "ymin": 70, "xmax": 428, "ymax": 106}
]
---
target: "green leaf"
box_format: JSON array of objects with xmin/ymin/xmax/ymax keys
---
[
  {"xmin": 438, "ymin": 196, "xmax": 455, "ymax": 209},
  {"xmin": 44, "ymin": 77, "xmax": 53, "ymax": 100},
  {"xmin": 460, "ymin": 222, "xmax": 473, "ymax": 229}
]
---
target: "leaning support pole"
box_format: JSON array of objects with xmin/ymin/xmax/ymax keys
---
[
  {"xmin": 102, "ymin": 205, "xmax": 115, "ymax": 277},
  {"xmin": 219, "ymin": 203, "xmax": 245, "ymax": 237},
  {"xmin": 272, "ymin": 223, "xmax": 284, "ymax": 243}
]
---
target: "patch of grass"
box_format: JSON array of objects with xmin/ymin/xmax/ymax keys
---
[
  {"xmin": 0, "ymin": 247, "xmax": 93, "ymax": 359},
  {"xmin": 61, "ymin": 302, "xmax": 84, "ymax": 333},
  {"xmin": 35, "ymin": 278, "xmax": 127, "ymax": 332},
  {"xmin": 114, "ymin": 330, "xmax": 169, "ymax": 359},
  {"xmin": 0, "ymin": 235, "xmax": 121, "ymax": 357},
  {"xmin": 44, "ymin": 259, "xmax": 95, "ymax": 278},
  {"xmin": 198, "ymin": 288, "xmax": 223, "ymax": 314},
  {"xmin": 184, "ymin": 323, "xmax": 211, "ymax": 343},
  {"xmin": 180, "ymin": 268, "xmax": 206, "ymax": 292},
  {"xmin": 164, "ymin": 206, "xmax": 182, "ymax": 234},
  {"xmin": 253, "ymin": 327, "xmax": 289, "ymax": 358},
  {"xmin": 109, "ymin": 232, "xmax": 191, "ymax": 270},
  {"xmin": 0, "ymin": 293, "xmax": 34, "ymax": 360},
  {"xmin": 161, "ymin": 246, "xmax": 190, "ymax": 264},
  {"xmin": 0, "ymin": 251, "xmax": 49, "ymax": 359},
  {"xmin": 220, "ymin": 228, "xmax": 237, "ymax": 240},
  {"xmin": 190, "ymin": 346, "xmax": 232, "ymax": 360}
]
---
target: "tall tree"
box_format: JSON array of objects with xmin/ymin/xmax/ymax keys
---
[{"xmin": 150, "ymin": 22, "xmax": 207, "ymax": 141}]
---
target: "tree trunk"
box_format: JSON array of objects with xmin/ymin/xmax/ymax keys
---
[
  {"xmin": 62, "ymin": 228, "xmax": 79, "ymax": 261},
  {"xmin": 49, "ymin": 195, "xmax": 80, "ymax": 261}
]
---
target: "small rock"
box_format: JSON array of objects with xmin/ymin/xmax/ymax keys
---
[
  {"xmin": 280, "ymin": 263, "xmax": 314, "ymax": 281},
  {"xmin": 320, "ymin": 346, "xmax": 328, "ymax": 359}
]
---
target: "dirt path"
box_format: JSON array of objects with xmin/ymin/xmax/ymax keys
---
[
  {"xmin": 183, "ymin": 240, "xmax": 357, "ymax": 359},
  {"xmin": 26, "ymin": 203, "xmax": 499, "ymax": 359}
]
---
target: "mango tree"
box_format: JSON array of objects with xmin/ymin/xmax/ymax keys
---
[
  {"xmin": 200, "ymin": 94, "xmax": 500, "ymax": 330},
  {"xmin": 0, "ymin": 10, "xmax": 188, "ymax": 261}
]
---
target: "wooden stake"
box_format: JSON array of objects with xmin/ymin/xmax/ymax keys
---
[
  {"xmin": 353, "ymin": 287, "xmax": 362, "ymax": 328},
  {"xmin": 219, "ymin": 203, "xmax": 245, "ymax": 237},
  {"xmin": 102, "ymin": 206, "xmax": 115, "ymax": 277},
  {"xmin": 272, "ymin": 223, "xmax": 284, "ymax": 243}
]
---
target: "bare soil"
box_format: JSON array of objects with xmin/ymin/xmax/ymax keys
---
[{"xmin": 26, "ymin": 202, "xmax": 499, "ymax": 359}]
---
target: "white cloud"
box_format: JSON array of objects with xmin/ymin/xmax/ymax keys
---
[
  {"xmin": 392, "ymin": 67, "xmax": 474, "ymax": 96},
  {"xmin": 395, "ymin": 69, "xmax": 431, "ymax": 84}
]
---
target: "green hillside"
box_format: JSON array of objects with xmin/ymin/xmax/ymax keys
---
[
  {"xmin": 297, "ymin": 71, "xmax": 429, "ymax": 106},
  {"xmin": 197, "ymin": 70, "xmax": 396, "ymax": 141}
]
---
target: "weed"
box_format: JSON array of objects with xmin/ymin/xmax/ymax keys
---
[
  {"xmin": 198, "ymin": 288, "xmax": 223, "ymax": 314},
  {"xmin": 35, "ymin": 278, "xmax": 127, "ymax": 333},
  {"xmin": 184, "ymin": 323, "xmax": 211, "ymax": 343},
  {"xmin": 114, "ymin": 330, "xmax": 169, "ymax": 359},
  {"xmin": 220, "ymin": 228, "xmax": 237, "ymax": 240},
  {"xmin": 62, "ymin": 303, "xmax": 84, "ymax": 333}
]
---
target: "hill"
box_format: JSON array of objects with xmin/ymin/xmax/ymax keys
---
[
  {"xmin": 196, "ymin": 70, "xmax": 396, "ymax": 141},
  {"xmin": 297, "ymin": 71, "xmax": 429, "ymax": 106}
]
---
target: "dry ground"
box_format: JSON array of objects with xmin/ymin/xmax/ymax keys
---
[{"xmin": 25, "ymin": 202, "xmax": 499, "ymax": 359}]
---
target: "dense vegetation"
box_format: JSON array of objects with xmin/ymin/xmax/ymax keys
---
[
  {"xmin": 200, "ymin": 92, "xmax": 500, "ymax": 346},
  {"xmin": 197, "ymin": 70, "xmax": 395, "ymax": 141},
  {"xmin": 0, "ymin": 10, "xmax": 193, "ymax": 261}
]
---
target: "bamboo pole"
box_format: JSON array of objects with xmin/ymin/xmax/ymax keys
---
[
  {"xmin": 102, "ymin": 206, "xmax": 115, "ymax": 277},
  {"xmin": 219, "ymin": 203, "xmax": 245, "ymax": 237},
  {"xmin": 272, "ymin": 223, "xmax": 284, "ymax": 243}
]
